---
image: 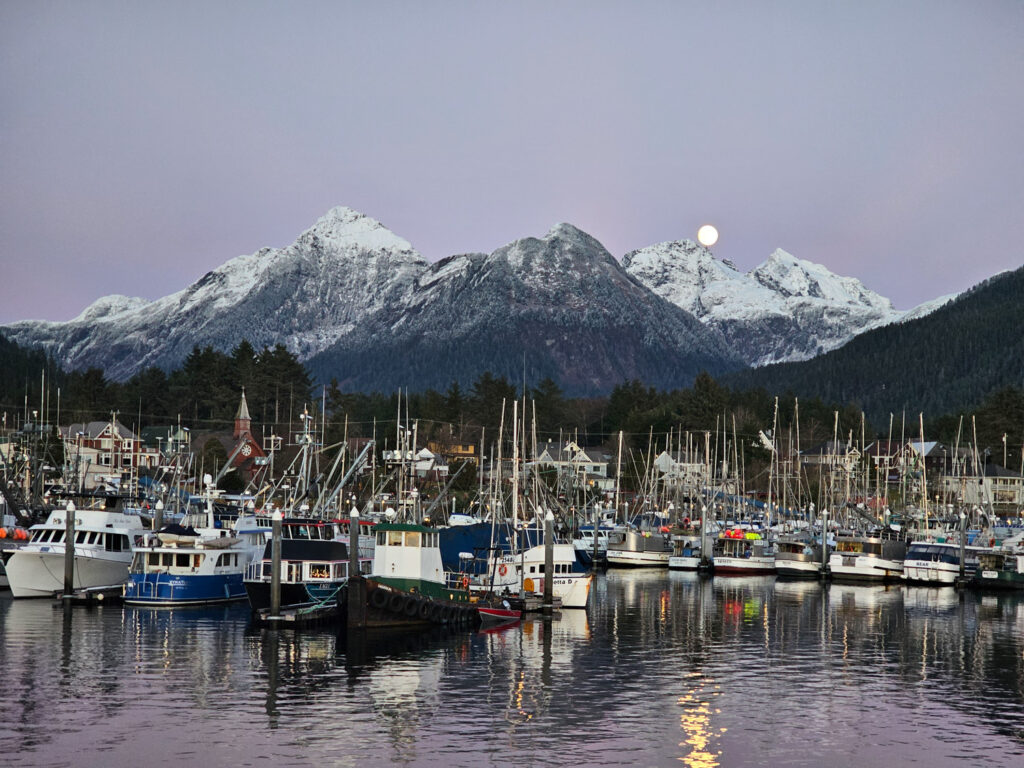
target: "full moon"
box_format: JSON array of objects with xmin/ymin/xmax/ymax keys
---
[{"xmin": 697, "ymin": 224, "xmax": 719, "ymax": 247}]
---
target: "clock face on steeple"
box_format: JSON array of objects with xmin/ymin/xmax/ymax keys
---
[{"xmin": 240, "ymin": 443, "xmax": 252, "ymax": 456}]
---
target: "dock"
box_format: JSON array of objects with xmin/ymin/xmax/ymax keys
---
[
  {"xmin": 55, "ymin": 585, "xmax": 125, "ymax": 607},
  {"xmin": 253, "ymin": 601, "xmax": 342, "ymax": 629}
]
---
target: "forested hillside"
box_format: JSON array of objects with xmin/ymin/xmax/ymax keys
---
[{"xmin": 724, "ymin": 265, "xmax": 1024, "ymax": 425}]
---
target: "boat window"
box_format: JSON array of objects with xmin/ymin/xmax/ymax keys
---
[
  {"xmin": 377, "ymin": 531, "xmax": 386, "ymax": 546},
  {"xmin": 286, "ymin": 563, "xmax": 301, "ymax": 582},
  {"xmin": 175, "ymin": 553, "xmax": 190, "ymax": 568},
  {"xmin": 405, "ymin": 531, "xmax": 421, "ymax": 547},
  {"xmin": 87, "ymin": 532, "xmax": 98, "ymax": 544},
  {"xmin": 262, "ymin": 562, "xmax": 273, "ymax": 579},
  {"xmin": 75, "ymin": 531, "xmax": 86, "ymax": 543},
  {"xmin": 361, "ymin": 561, "xmax": 371, "ymax": 574},
  {"xmin": 339, "ymin": 522, "xmax": 350, "ymax": 534},
  {"xmin": 148, "ymin": 553, "xmax": 160, "ymax": 566},
  {"xmin": 131, "ymin": 553, "xmax": 144, "ymax": 570},
  {"xmin": 336, "ymin": 563, "xmax": 348, "ymax": 578},
  {"xmin": 308, "ymin": 563, "xmax": 330, "ymax": 580},
  {"xmin": 388, "ymin": 530, "xmax": 403, "ymax": 546}
]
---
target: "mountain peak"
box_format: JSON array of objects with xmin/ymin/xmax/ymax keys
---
[{"xmin": 297, "ymin": 206, "xmax": 422, "ymax": 260}]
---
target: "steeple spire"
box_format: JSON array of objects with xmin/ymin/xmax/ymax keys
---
[{"xmin": 233, "ymin": 389, "xmax": 252, "ymax": 440}]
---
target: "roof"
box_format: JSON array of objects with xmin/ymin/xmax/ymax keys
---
[
  {"xmin": 376, "ymin": 523, "xmax": 433, "ymax": 533},
  {"xmin": 63, "ymin": 420, "xmax": 137, "ymax": 440},
  {"xmin": 235, "ymin": 390, "xmax": 251, "ymax": 421}
]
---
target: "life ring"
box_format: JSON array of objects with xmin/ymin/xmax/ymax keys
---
[
  {"xmin": 461, "ymin": 574, "xmax": 470, "ymax": 590},
  {"xmin": 499, "ymin": 564, "xmax": 508, "ymax": 576}
]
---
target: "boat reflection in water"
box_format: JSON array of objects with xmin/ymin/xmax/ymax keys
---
[{"xmin": 3, "ymin": 571, "xmax": 1024, "ymax": 767}]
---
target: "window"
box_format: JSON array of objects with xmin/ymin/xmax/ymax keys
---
[
  {"xmin": 148, "ymin": 553, "xmax": 161, "ymax": 566},
  {"xmin": 175, "ymin": 553, "xmax": 190, "ymax": 568},
  {"xmin": 388, "ymin": 530, "xmax": 403, "ymax": 546},
  {"xmin": 377, "ymin": 531, "xmax": 386, "ymax": 546},
  {"xmin": 405, "ymin": 531, "xmax": 421, "ymax": 547},
  {"xmin": 308, "ymin": 563, "xmax": 330, "ymax": 580}
]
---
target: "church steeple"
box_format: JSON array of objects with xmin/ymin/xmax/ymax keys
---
[{"xmin": 233, "ymin": 389, "xmax": 252, "ymax": 440}]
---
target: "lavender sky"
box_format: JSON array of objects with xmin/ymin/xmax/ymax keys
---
[{"xmin": 2, "ymin": 1, "xmax": 1022, "ymax": 324}]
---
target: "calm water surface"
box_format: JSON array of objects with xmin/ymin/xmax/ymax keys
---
[{"xmin": 2, "ymin": 572, "xmax": 1023, "ymax": 767}]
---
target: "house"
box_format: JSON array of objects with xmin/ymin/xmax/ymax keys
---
[
  {"xmin": 60, "ymin": 418, "xmax": 160, "ymax": 490},
  {"xmin": 535, "ymin": 441, "xmax": 614, "ymax": 492},
  {"xmin": 426, "ymin": 439, "xmax": 477, "ymax": 465}
]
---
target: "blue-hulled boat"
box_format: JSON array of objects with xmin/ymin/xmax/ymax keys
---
[{"xmin": 123, "ymin": 514, "xmax": 268, "ymax": 606}]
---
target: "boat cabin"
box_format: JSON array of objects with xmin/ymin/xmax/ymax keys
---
[{"xmin": 372, "ymin": 523, "xmax": 444, "ymax": 585}]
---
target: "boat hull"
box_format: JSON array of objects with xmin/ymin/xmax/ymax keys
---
[
  {"xmin": 606, "ymin": 549, "xmax": 670, "ymax": 567},
  {"xmin": 6, "ymin": 547, "xmax": 132, "ymax": 598},
  {"xmin": 775, "ymin": 553, "xmax": 823, "ymax": 579},
  {"xmin": 668, "ymin": 555, "xmax": 701, "ymax": 570},
  {"xmin": 713, "ymin": 556, "xmax": 776, "ymax": 575},
  {"xmin": 902, "ymin": 562, "xmax": 960, "ymax": 585},
  {"xmin": 829, "ymin": 554, "xmax": 904, "ymax": 583},
  {"xmin": 124, "ymin": 573, "xmax": 247, "ymax": 605}
]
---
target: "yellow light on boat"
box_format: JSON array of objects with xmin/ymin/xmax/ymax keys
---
[{"xmin": 697, "ymin": 224, "xmax": 719, "ymax": 248}]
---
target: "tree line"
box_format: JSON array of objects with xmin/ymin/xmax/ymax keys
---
[{"xmin": 1, "ymin": 332, "xmax": 1020, "ymax": 473}]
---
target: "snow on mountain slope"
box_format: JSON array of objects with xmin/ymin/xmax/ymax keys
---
[
  {"xmin": 623, "ymin": 242, "xmax": 943, "ymax": 367},
  {"xmin": 1, "ymin": 205, "xmax": 955, "ymax": 389},
  {"xmin": 1, "ymin": 207, "xmax": 428, "ymax": 379},
  {"xmin": 306, "ymin": 222, "xmax": 742, "ymax": 394}
]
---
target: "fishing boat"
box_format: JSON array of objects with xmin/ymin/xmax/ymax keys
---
[
  {"xmin": 902, "ymin": 540, "xmax": 984, "ymax": 585},
  {"xmin": 359, "ymin": 522, "xmax": 482, "ymax": 628},
  {"xmin": 244, "ymin": 517, "xmax": 372, "ymax": 613},
  {"xmin": 606, "ymin": 526, "xmax": 672, "ymax": 568},
  {"xmin": 572, "ymin": 523, "xmax": 614, "ymax": 567},
  {"xmin": 467, "ymin": 535, "xmax": 593, "ymax": 609},
  {"xmin": 774, "ymin": 532, "xmax": 827, "ymax": 579},
  {"xmin": 828, "ymin": 528, "xmax": 908, "ymax": 583},
  {"xmin": 124, "ymin": 514, "xmax": 268, "ymax": 606},
  {"xmin": 970, "ymin": 548, "xmax": 1024, "ymax": 591},
  {"xmin": 0, "ymin": 518, "xmax": 32, "ymax": 589},
  {"xmin": 712, "ymin": 529, "xmax": 776, "ymax": 575},
  {"xmin": 668, "ymin": 526, "xmax": 703, "ymax": 570},
  {"xmin": 5, "ymin": 502, "xmax": 147, "ymax": 598}
]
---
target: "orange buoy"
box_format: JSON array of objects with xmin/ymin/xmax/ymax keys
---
[{"xmin": 0, "ymin": 528, "xmax": 7, "ymax": 539}]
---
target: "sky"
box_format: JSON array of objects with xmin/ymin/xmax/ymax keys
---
[{"xmin": 1, "ymin": 1, "xmax": 1022, "ymax": 323}]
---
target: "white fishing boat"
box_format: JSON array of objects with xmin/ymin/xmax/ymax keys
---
[
  {"xmin": 774, "ymin": 532, "xmax": 827, "ymax": 578},
  {"xmin": 606, "ymin": 526, "xmax": 672, "ymax": 568},
  {"xmin": 828, "ymin": 529, "xmax": 908, "ymax": 583},
  {"xmin": 668, "ymin": 526, "xmax": 703, "ymax": 570},
  {"xmin": 6, "ymin": 503, "xmax": 147, "ymax": 598},
  {"xmin": 470, "ymin": 539, "xmax": 593, "ymax": 609},
  {"xmin": 902, "ymin": 540, "xmax": 984, "ymax": 585}
]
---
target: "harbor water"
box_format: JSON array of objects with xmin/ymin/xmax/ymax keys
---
[{"xmin": 2, "ymin": 571, "xmax": 1023, "ymax": 767}]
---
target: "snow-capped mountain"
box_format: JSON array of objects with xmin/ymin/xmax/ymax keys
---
[
  {"xmin": 305, "ymin": 223, "xmax": 741, "ymax": 394},
  {"xmin": 1, "ymin": 206, "xmax": 954, "ymax": 392},
  {"xmin": 2, "ymin": 207, "xmax": 428, "ymax": 380},
  {"xmin": 0, "ymin": 208, "xmax": 741, "ymax": 394},
  {"xmin": 622, "ymin": 241, "xmax": 948, "ymax": 366}
]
